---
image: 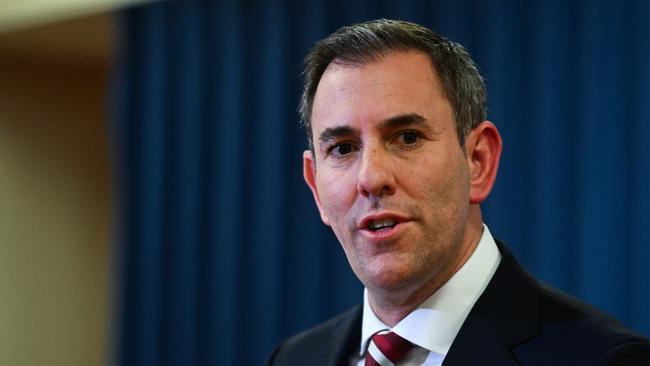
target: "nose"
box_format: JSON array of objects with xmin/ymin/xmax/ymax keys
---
[{"xmin": 356, "ymin": 146, "xmax": 396, "ymax": 197}]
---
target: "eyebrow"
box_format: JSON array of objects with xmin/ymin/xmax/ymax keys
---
[
  {"xmin": 317, "ymin": 113, "xmax": 431, "ymax": 145},
  {"xmin": 318, "ymin": 126, "xmax": 358, "ymax": 145},
  {"xmin": 380, "ymin": 113, "xmax": 428, "ymax": 130}
]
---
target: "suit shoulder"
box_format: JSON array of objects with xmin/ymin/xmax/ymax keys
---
[
  {"xmin": 538, "ymin": 282, "xmax": 641, "ymax": 339},
  {"xmin": 267, "ymin": 306, "xmax": 361, "ymax": 366},
  {"xmin": 525, "ymin": 282, "xmax": 650, "ymax": 364}
]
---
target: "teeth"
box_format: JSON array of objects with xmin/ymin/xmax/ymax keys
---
[{"xmin": 368, "ymin": 218, "xmax": 397, "ymax": 230}]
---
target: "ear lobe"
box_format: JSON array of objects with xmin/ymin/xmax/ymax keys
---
[
  {"xmin": 466, "ymin": 121, "xmax": 502, "ymax": 204},
  {"xmin": 303, "ymin": 150, "xmax": 331, "ymax": 225}
]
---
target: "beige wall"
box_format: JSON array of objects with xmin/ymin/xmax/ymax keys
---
[
  {"xmin": 0, "ymin": 14, "xmax": 111, "ymax": 366},
  {"xmin": 0, "ymin": 0, "xmax": 159, "ymax": 33}
]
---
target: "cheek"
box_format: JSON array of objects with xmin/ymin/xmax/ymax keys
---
[
  {"xmin": 317, "ymin": 174, "xmax": 358, "ymax": 251},
  {"xmin": 316, "ymin": 170, "xmax": 357, "ymax": 220},
  {"xmin": 428, "ymin": 160, "xmax": 472, "ymax": 228},
  {"xmin": 399, "ymin": 155, "xmax": 443, "ymax": 195},
  {"xmin": 414, "ymin": 154, "xmax": 471, "ymax": 216}
]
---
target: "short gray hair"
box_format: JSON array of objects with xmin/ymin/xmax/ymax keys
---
[{"xmin": 300, "ymin": 19, "xmax": 487, "ymax": 151}]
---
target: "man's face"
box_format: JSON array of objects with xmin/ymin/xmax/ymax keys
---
[{"xmin": 304, "ymin": 51, "xmax": 477, "ymax": 296}]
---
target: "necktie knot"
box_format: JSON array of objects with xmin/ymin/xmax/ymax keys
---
[{"xmin": 364, "ymin": 330, "xmax": 413, "ymax": 366}]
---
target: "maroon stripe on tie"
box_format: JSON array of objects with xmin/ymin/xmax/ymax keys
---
[
  {"xmin": 364, "ymin": 331, "xmax": 413, "ymax": 366},
  {"xmin": 364, "ymin": 356, "xmax": 380, "ymax": 366},
  {"xmin": 378, "ymin": 332, "xmax": 412, "ymax": 361}
]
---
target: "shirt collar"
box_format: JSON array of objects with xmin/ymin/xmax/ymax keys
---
[{"xmin": 359, "ymin": 224, "xmax": 502, "ymax": 357}]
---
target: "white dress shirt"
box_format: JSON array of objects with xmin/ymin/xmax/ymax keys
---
[{"xmin": 353, "ymin": 224, "xmax": 502, "ymax": 366}]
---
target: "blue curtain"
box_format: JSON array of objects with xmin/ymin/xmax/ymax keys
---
[{"xmin": 111, "ymin": 0, "xmax": 650, "ymax": 364}]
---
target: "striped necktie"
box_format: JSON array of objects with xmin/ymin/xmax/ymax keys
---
[{"xmin": 364, "ymin": 330, "xmax": 413, "ymax": 366}]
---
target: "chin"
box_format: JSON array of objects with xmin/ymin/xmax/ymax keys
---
[{"xmin": 363, "ymin": 264, "xmax": 417, "ymax": 291}]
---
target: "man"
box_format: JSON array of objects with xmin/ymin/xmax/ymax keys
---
[{"xmin": 268, "ymin": 19, "xmax": 650, "ymax": 365}]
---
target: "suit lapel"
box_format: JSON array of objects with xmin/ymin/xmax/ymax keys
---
[
  {"xmin": 323, "ymin": 305, "xmax": 362, "ymax": 366},
  {"xmin": 441, "ymin": 315, "xmax": 520, "ymax": 365},
  {"xmin": 443, "ymin": 241, "xmax": 540, "ymax": 365}
]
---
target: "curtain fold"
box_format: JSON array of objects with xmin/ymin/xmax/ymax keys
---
[{"xmin": 112, "ymin": 0, "xmax": 650, "ymax": 364}]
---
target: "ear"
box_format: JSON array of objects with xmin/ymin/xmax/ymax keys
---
[
  {"xmin": 465, "ymin": 121, "xmax": 502, "ymax": 204},
  {"xmin": 303, "ymin": 150, "xmax": 330, "ymax": 225}
]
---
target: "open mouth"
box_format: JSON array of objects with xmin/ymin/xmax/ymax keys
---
[{"xmin": 366, "ymin": 218, "xmax": 398, "ymax": 232}]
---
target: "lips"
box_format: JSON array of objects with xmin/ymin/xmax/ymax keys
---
[
  {"xmin": 367, "ymin": 217, "xmax": 398, "ymax": 231},
  {"xmin": 358, "ymin": 213, "xmax": 409, "ymax": 233}
]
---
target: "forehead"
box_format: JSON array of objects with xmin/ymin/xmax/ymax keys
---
[{"xmin": 311, "ymin": 51, "xmax": 448, "ymax": 133}]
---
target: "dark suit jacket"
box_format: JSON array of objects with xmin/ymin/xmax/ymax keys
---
[{"xmin": 268, "ymin": 242, "xmax": 650, "ymax": 365}]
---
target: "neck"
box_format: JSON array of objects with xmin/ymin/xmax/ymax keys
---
[{"xmin": 367, "ymin": 209, "xmax": 484, "ymax": 327}]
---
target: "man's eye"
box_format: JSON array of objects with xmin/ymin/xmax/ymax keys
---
[
  {"xmin": 397, "ymin": 131, "xmax": 421, "ymax": 145},
  {"xmin": 332, "ymin": 143, "xmax": 354, "ymax": 156}
]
